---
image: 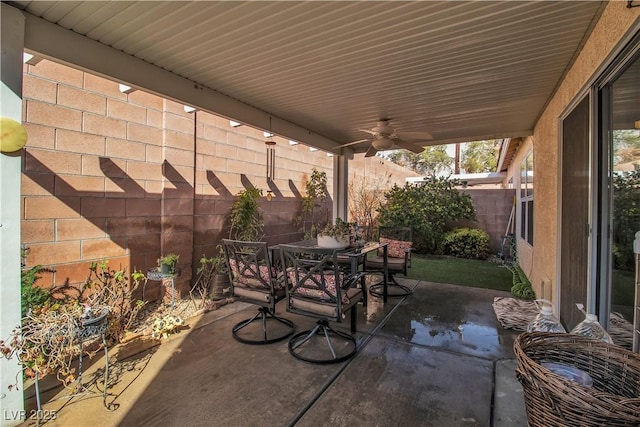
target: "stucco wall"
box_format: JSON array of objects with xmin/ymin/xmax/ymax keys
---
[
  {"xmin": 19, "ymin": 59, "xmax": 414, "ymax": 298},
  {"xmin": 505, "ymin": 137, "xmax": 535, "ymax": 291},
  {"xmin": 515, "ymin": 3, "xmax": 640, "ymax": 303}
]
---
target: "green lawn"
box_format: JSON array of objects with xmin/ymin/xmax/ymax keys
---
[
  {"xmin": 406, "ymin": 254, "xmax": 513, "ymax": 292},
  {"xmin": 612, "ymin": 269, "xmax": 635, "ymax": 307}
]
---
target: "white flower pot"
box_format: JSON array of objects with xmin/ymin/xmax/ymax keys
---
[{"xmin": 317, "ymin": 234, "xmax": 349, "ymax": 249}]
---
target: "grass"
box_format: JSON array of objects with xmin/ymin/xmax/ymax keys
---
[
  {"xmin": 406, "ymin": 254, "xmax": 513, "ymax": 292},
  {"xmin": 612, "ymin": 269, "xmax": 635, "ymax": 308}
]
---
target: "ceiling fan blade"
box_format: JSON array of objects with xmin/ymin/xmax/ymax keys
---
[
  {"xmin": 364, "ymin": 145, "xmax": 379, "ymax": 157},
  {"xmin": 333, "ymin": 139, "xmax": 370, "ymax": 150},
  {"xmin": 395, "ymin": 131, "xmax": 433, "ymax": 142},
  {"xmin": 357, "ymin": 128, "xmax": 377, "ymax": 136},
  {"xmin": 394, "ymin": 139, "xmax": 425, "ymax": 154}
]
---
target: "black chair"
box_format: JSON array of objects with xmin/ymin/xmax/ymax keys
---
[
  {"xmin": 222, "ymin": 239, "xmax": 294, "ymax": 345},
  {"xmin": 279, "ymin": 245, "xmax": 368, "ymax": 364},
  {"xmin": 365, "ymin": 226, "xmax": 413, "ymax": 298}
]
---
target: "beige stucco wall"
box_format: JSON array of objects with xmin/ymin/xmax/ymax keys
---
[{"xmin": 516, "ymin": 3, "xmax": 640, "ymax": 303}]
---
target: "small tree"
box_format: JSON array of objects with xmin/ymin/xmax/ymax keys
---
[
  {"xmin": 377, "ymin": 177, "xmax": 476, "ymax": 253},
  {"xmin": 384, "ymin": 146, "xmax": 453, "ymax": 176},
  {"xmin": 348, "ymin": 174, "xmax": 392, "ymax": 241},
  {"xmin": 228, "ymin": 187, "xmax": 264, "ymax": 241},
  {"xmin": 461, "ymin": 140, "xmax": 500, "ymax": 173},
  {"xmin": 295, "ymin": 168, "xmax": 329, "ymax": 239}
]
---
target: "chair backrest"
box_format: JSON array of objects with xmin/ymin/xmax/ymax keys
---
[
  {"xmin": 279, "ymin": 245, "xmax": 351, "ymax": 322},
  {"xmin": 378, "ymin": 226, "xmax": 413, "ymax": 261},
  {"xmin": 222, "ymin": 239, "xmax": 283, "ymax": 308}
]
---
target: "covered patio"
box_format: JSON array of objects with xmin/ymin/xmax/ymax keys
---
[
  {"xmin": 3, "ymin": 2, "xmax": 640, "ymax": 424},
  {"xmin": 22, "ymin": 278, "xmax": 524, "ymax": 427}
]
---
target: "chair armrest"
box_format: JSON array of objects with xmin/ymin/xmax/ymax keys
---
[{"xmin": 340, "ymin": 271, "xmax": 369, "ymax": 290}]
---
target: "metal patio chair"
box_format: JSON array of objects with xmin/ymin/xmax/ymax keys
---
[
  {"xmin": 279, "ymin": 245, "xmax": 369, "ymax": 364},
  {"xmin": 365, "ymin": 226, "xmax": 413, "ymax": 298},
  {"xmin": 222, "ymin": 239, "xmax": 294, "ymax": 345}
]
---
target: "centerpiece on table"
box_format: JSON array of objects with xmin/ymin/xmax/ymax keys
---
[{"xmin": 317, "ymin": 218, "xmax": 354, "ymax": 249}]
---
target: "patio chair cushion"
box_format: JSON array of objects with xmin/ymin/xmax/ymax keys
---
[
  {"xmin": 229, "ymin": 259, "xmax": 284, "ymax": 289},
  {"xmin": 233, "ymin": 285, "xmax": 285, "ymax": 303},
  {"xmin": 287, "ymin": 270, "xmax": 349, "ymax": 303},
  {"xmin": 289, "ymin": 287, "xmax": 362, "ymax": 318},
  {"xmin": 378, "ymin": 238, "xmax": 412, "ymax": 258},
  {"xmin": 365, "ymin": 255, "xmax": 406, "ymax": 272}
]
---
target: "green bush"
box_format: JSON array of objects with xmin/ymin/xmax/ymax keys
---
[
  {"xmin": 21, "ymin": 264, "xmax": 51, "ymax": 317},
  {"xmin": 442, "ymin": 228, "xmax": 490, "ymax": 259},
  {"xmin": 377, "ymin": 177, "xmax": 476, "ymax": 254},
  {"xmin": 228, "ymin": 187, "xmax": 264, "ymax": 241},
  {"xmin": 21, "ymin": 247, "xmax": 53, "ymax": 317},
  {"xmin": 612, "ymin": 169, "xmax": 640, "ymax": 272}
]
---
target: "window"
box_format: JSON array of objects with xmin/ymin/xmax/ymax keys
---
[{"xmin": 520, "ymin": 151, "xmax": 534, "ymax": 245}]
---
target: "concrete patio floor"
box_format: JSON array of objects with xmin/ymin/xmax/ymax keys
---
[{"xmin": 19, "ymin": 279, "xmax": 526, "ymax": 427}]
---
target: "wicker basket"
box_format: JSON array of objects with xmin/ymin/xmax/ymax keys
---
[{"xmin": 514, "ymin": 332, "xmax": 640, "ymax": 426}]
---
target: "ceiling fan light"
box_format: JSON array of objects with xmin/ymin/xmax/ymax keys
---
[{"xmin": 372, "ymin": 136, "xmax": 394, "ymax": 150}]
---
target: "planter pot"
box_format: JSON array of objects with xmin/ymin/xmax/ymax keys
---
[
  {"xmin": 212, "ymin": 273, "xmax": 229, "ymax": 301},
  {"xmin": 317, "ymin": 234, "xmax": 349, "ymax": 249}
]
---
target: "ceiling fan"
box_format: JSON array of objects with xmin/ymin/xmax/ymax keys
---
[{"xmin": 334, "ymin": 119, "xmax": 433, "ymax": 157}]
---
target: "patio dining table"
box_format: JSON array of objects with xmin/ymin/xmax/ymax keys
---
[{"xmin": 273, "ymin": 239, "xmax": 391, "ymax": 302}]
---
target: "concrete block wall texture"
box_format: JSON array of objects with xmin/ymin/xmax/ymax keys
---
[
  {"xmin": 451, "ymin": 189, "xmax": 516, "ymax": 254},
  {"xmin": 19, "ymin": 59, "xmax": 511, "ymax": 299},
  {"xmin": 19, "ymin": 59, "xmax": 415, "ymax": 299}
]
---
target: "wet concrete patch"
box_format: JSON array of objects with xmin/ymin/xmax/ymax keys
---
[
  {"xmin": 297, "ymin": 337, "xmax": 494, "ymax": 427},
  {"xmin": 379, "ymin": 281, "xmax": 518, "ymax": 360}
]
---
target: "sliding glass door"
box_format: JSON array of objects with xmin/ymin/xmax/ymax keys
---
[
  {"xmin": 561, "ymin": 31, "xmax": 639, "ymax": 347},
  {"xmin": 602, "ymin": 51, "xmax": 640, "ymax": 336}
]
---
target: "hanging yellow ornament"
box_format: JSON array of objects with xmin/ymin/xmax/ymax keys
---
[{"xmin": 0, "ymin": 117, "xmax": 28, "ymax": 153}]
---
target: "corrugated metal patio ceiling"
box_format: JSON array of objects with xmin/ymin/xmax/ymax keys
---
[{"xmin": 9, "ymin": 1, "xmax": 605, "ymax": 153}]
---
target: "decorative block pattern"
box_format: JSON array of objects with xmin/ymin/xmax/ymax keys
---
[{"xmin": 19, "ymin": 58, "xmax": 420, "ymax": 299}]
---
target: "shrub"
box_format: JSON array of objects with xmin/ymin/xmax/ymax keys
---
[
  {"xmin": 442, "ymin": 228, "xmax": 490, "ymax": 259},
  {"xmin": 228, "ymin": 187, "xmax": 264, "ymax": 241},
  {"xmin": 21, "ymin": 264, "xmax": 51, "ymax": 317},
  {"xmin": 377, "ymin": 177, "xmax": 476, "ymax": 253},
  {"xmin": 348, "ymin": 174, "xmax": 392, "ymax": 241},
  {"xmin": 612, "ymin": 169, "xmax": 640, "ymax": 272},
  {"xmin": 1, "ymin": 261, "xmax": 146, "ymax": 387},
  {"xmin": 21, "ymin": 247, "xmax": 54, "ymax": 317}
]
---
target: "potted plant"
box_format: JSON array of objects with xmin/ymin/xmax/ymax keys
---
[
  {"xmin": 317, "ymin": 218, "xmax": 354, "ymax": 249},
  {"xmin": 158, "ymin": 253, "xmax": 179, "ymax": 275},
  {"xmin": 1, "ymin": 261, "xmax": 146, "ymax": 390},
  {"xmin": 202, "ymin": 187, "xmax": 264, "ymax": 301}
]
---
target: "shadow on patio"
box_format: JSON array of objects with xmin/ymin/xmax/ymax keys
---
[{"xmin": 21, "ymin": 279, "xmax": 525, "ymax": 427}]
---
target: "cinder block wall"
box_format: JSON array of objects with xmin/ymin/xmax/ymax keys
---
[
  {"xmin": 453, "ymin": 188, "xmax": 516, "ymax": 254},
  {"xmin": 20, "ymin": 59, "xmax": 414, "ymax": 298}
]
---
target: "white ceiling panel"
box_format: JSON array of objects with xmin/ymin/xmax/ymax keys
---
[{"xmin": 8, "ymin": 0, "xmax": 606, "ymax": 153}]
